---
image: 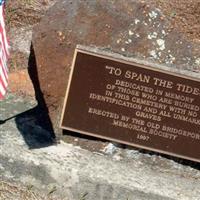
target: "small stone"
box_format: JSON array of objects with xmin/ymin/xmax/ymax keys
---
[
  {"xmin": 148, "ymin": 32, "xmax": 158, "ymax": 39},
  {"xmin": 102, "ymin": 143, "xmax": 118, "ymax": 155},
  {"xmin": 116, "ymin": 39, "xmax": 121, "ymax": 44},
  {"xmin": 135, "ymin": 19, "xmax": 140, "ymax": 24},
  {"xmin": 195, "ymin": 58, "xmax": 200, "ymax": 66},
  {"xmin": 128, "ymin": 30, "xmax": 134, "ymax": 36},
  {"xmin": 113, "ymin": 155, "xmax": 122, "ymax": 161},
  {"xmin": 149, "ymin": 50, "xmax": 158, "ymax": 59},
  {"xmin": 121, "ymin": 48, "xmax": 125, "ymax": 52},
  {"xmin": 160, "ymin": 16, "xmax": 164, "ymax": 20},
  {"xmin": 135, "ymin": 34, "xmax": 140, "ymax": 38},
  {"xmin": 149, "ymin": 10, "xmax": 158, "ymax": 19},
  {"xmin": 57, "ymin": 31, "xmax": 62, "ymax": 36},
  {"xmin": 157, "ymin": 39, "xmax": 165, "ymax": 50},
  {"xmin": 162, "ymin": 30, "xmax": 166, "ymax": 35},
  {"xmin": 128, "ymin": 39, "xmax": 132, "ymax": 43}
]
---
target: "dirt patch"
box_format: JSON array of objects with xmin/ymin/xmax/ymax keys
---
[
  {"xmin": 149, "ymin": 0, "xmax": 200, "ymax": 42},
  {"xmin": 6, "ymin": 0, "xmax": 200, "ymax": 42},
  {"xmin": 8, "ymin": 51, "xmax": 28, "ymax": 72},
  {"xmin": 8, "ymin": 69, "xmax": 35, "ymax": 97},
  {"xmin": 0, "ymin": 181, "xmax": 57, "ymax": 200},
  {"xmin": 6, "ymin": 0, "xmax": 54, "ymax": 29}
]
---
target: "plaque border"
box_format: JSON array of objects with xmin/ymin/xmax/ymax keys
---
[{"xmin": 60, "ymin": 47, "xmax": 200, "ymax": 163}]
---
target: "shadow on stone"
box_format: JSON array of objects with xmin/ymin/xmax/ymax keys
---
[
  {"xmin": 125, "ymin": 145, "xmax": 200, "ymax": 170},
  {"xmin": 63, "ymin": 129, "xmax": 107, "ymax": 142},
  {"xmin": 15, "ymin": 107, "xmax": 55, "ymax": 149},
  {"xmin": 14, "ymin": 44, "xmax": 56, "ymax": 149}
]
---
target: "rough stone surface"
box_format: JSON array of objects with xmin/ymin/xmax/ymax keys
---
[
  {"xmin": 32, "ymin": 0, "xmax": 200, "ymax": 135},
  {"xmin": 9, "ymin": 26, "xmax": 33, "ymax": 55},
  {"xmin": 1, "ymin": 94, "xmax": 200, "ymax": 200},
  {"xmin": 8, "ymin": 27, "xmax": 33, "ymax": 73}
]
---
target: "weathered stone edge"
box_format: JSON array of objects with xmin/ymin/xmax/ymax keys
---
[{"xmin": 76, "ymin": 45, "xmax": 200, "ymax": 80}]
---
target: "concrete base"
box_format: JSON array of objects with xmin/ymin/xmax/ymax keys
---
[{"xmin": 0, "ymin": 94, "xmax": 200, "ymax": 200}]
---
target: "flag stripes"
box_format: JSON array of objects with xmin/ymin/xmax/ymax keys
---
[{"xmin": 0, "ymin": 1, "xmax": 9, "ymax": 100}]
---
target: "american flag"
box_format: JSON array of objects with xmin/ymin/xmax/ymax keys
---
[{"xmin": 0, "ymin": 0, "xmax": 9, "ymax": 100}]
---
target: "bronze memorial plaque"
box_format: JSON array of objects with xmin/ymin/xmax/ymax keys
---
[{"xmin": 61, "ymin": 48, "xmax": 200, "ymax": 162}]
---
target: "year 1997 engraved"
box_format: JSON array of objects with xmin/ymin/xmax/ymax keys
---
[{"xmin": 137, "ymin": 134, "xmax": 150, "ymax": 141}]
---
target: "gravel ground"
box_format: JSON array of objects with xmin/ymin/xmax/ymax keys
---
[
  {"xmin": 0, "ymin": 181, "xmax": 56, "ymax": 200},
  {"xmin": 149, "ymin": 0, "xmax": 200, "ymax": 42},
  {"xmin": 6, "ymin": 0, "xmax": 200, "ymax": 42}
]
